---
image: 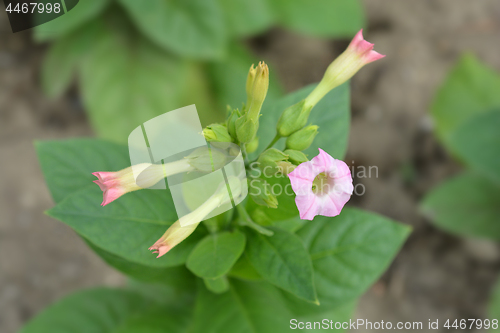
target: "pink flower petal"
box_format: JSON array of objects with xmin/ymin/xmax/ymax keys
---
[
  {"xmin": 101, "ymin": 187, "xmax": 125, "ymax": 206},
  {"xmin": 295, "ymin": 193, "xmax": 320, "ymax": 220}
]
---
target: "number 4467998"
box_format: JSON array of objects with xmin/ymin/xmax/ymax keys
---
[
  {"xmin": 6, "ymin": 2, "xmax": 61, "ymax": 14},
  {"xmin": 444, "ymin": 319, "xmax": 498, "ymax": 330}
]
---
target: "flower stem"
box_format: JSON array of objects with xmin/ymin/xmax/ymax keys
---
[
  {"xmin": 264, "ymin": 133, "xmax": 281, "ymax": 151},
  {"xmin": 236, "ymin": 204, "xmax": 274, "ymax": 237}
]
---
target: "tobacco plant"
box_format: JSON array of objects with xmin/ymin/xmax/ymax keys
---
[{"xmin": 23, "ymin": 31, "xmax": 410, "ymax": 332}]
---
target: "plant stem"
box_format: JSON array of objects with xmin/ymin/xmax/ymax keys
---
[
  {"xmin": 264, "ymin": 133, "xmax": 281, "ymax": 151},
  {"xmin": 236, "ymin": 204, "xmax": 274, "ymax": 236}
]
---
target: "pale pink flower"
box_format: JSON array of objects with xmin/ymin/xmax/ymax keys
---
[{"xmin": 288, "ymin": 149, "xmax": 353, "ymax": 220}]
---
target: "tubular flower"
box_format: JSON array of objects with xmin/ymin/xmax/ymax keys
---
[
  {"xmin": 92, "ymin": 160, "xmax": 193, "ymax": 206},
  {"xmin": 305, "ymin": 29, "xmax": 385, "ymax": 109},
  {"xmin": 288, "ymin": 149, "xmax": 353, "ymax": 220},
  {"xmin": 149, "ymin": 177, "xmax": 243, "ymax": 258}
]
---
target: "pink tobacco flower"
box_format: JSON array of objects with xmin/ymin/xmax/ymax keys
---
[
  {"xmin": 305, "ymin": 29, "xmax": 385, "ymax": 108},
  {"xmin": 93, "ymin": 160, "xmax": 193, "ymax": 206},
  {"xmin": 288, "ymin": 149, "xmax": 353, "ymax": 220}
]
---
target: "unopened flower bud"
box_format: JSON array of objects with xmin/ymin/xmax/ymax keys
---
[
  {"xmin": 246, "ymin": 64, "xmax": 257, "ymax": 108},
  {"xmin": 227, "ymin": 108, "xmax": 241, "ymax": 139},
  {"xmin": 305, "ymin": 29, "xmax": 385, "ymax": 109},
  {"xmin": 149, "ymin": 176, "xmax": 243, "ymax": 258},
  {"xmin": 257, "ymin": 148, "xmax": 289, "ymax": 175},
  {"xmin": 186, "ymin": 146, "xmax": 227, "ymax": 172},
  {"xmin": 235, "ymin": 116, "xmax": 258, "ymax": 144},
  {"xmin": 203, "ymin": 124, "xmax": 232, "ymax": 143},
  {"xmin": 249, "ymin": 178, "xmax": 278, "ymax": 208},
  {"xmin": 276, "ymin": 100, "xmax": 313, "ymax": 137},
  {"xmin": 277, "ymin": 161, "xmax": 296, "ymax": 175},
  {"xmin": 93, "ymin": 160, "xmax": 193, "ymax": 206},
  {"xmin": 246, "ymin": 136, "xmax": 259, "ymax": 154},
  {"xmin": 285, "ymin": 125, "xmax": 319, "ymax": 151},
  {"xmin": 246, "ymin": 61, "xmax": 269, "ymax": 122},
  {"xmin": 284, "ymin": 149, "xmax": 308, "ymax": 165}
]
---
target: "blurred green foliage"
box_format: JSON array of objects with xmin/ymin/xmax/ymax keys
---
[
  {"xmin": 35, "ymin": 0, "xmax": 365, "ymax": 142},
  {"xmin": 422, "ymin": 54, "xmax": 500, "ymax": 320}
]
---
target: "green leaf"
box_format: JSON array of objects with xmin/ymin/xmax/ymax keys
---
[
  {"xmin": 421, "ymin": 172, "xmax": 500, "ymax": 240},
  {"xmin": 35, "ymin": 139, "xmax": 129, "ymax": 203},
  {"xmin": 47, "ymin": 185, "xmax": 204, "ymax": 268},
  {"xmin": 269, "ymin": 0, "xmax": 365, "ymax": 37},
  {"xmin": 34, "ymin": 0, "xmax": 110, "ymax": 41},
  {"xmin": 251, "ymin": 82, "xmax": 350, "ymax": 161},
  {"xmin": 40, "ymin": 25, "xmax": 97, "ymax": 98},
  {"xmin": 489, "ymin": 278, "xmax": 500, "ymax": 328},
  {"xmin": 118, "ymin": 0, "xmax": 225, "ymax": 59},
  {"xmin": 449, "ymin": 109, "xmax": 500, "ymax": 183},
  {"xmin": 187, "ymin": 231, "xmax": 246, "ymax": 278},
  {"xmin": 204, "ymin": 276, "xmax": 230, "ymax": 294},
  {"xmin": 431, "ymin": 54, "xmax": 500, "ymax": 147},
  {"xmin": 207, "ymin": 43, "xmax": 283, "ymax": 110},
  {"xmin": 296, "ymin": 208, "xmax": 410, "ymax": 309},
  {"xmin": 218, "ymin": 0, "xmax": 274, "ymax": 37},
  {"xmin": 85, "ymin": 238, "xmax": 196, "ymax": 288},
  {"xmin": 246, "ymin": 175, "xmax": 299, "ymax": 222},
  {"xmin": 79, "ymin": 19, "xmax": 190, "ymax": 142},
  {"xmin": 245, "ymin": 227, "xmax": 318, "ymax": 303},
  {"xmin": 190, "ymin": 279, "xmax": 293, "ymax": 333},
  {"xmin": 19, "ymin": 288, "xmax": 191, "ymax": 333},
  {"xmin": 228, "ymin": 255, "xmax": 262, "ymax": 281}
]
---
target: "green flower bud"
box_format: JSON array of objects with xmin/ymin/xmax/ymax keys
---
[
  {"xmin": 284, "ymin": 149, "xmax": 308, "ymax": 165},
  {"xmin": 249, "ymin": 178, "xmax": 278, "ymax": 209},
  {"xmin": 246, "ymin": 136, "xmax": 259, "ymax": 154},
  {"xmin": 203, "ymin": 124, "xmax": 232, "ymax": 143},
  {"xmin": 227, "ymin": 108, "xmax": 241, "ymax": 139},
  {"xmin": 186, "ymin": 146, "xmax": 226, "ymax": 172},
  {"xmin": 285, "ymin": 125, "xmax": 318, "ymax": 151},
  {"xmin": 276, "ymin": 161, "xmax": 296, "ymax": 175},
  {"xmin": 235, "ymin": 116, "xmax": 258, "ymax": 144},
  {"xmin": 246, "ymin": 64, "xmax": 257, "ymax": 108},
  {"xmin": 257, "ymin": 148, "xmax": 289, "ymax": 175},
  {"xmin": 246, "ymin": 61, "xmax": 269, "ymax": 122},
  {"xmin": 276, "ymin": 100, "xmax": 313, "ymax": 137}
]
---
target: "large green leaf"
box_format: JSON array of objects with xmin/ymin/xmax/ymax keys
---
[
  {"xmin": 187, "ymin": 230, "xmax": 246, "ymax": 278},
  {"xmin": 295, "ymin": 208, "xmax": 410, "ymax": 309},
  {"xmin": 86, "ymin": 238, "xmax": 196, "ymax": 288},
  {"xmin": 118, "ymin": 0, "xmax": 225, "ymax": 59},
  {"xmin": 449, "ymin": 109, "xmax": 500, "ymax": 183},
  {"xmin": 47, "ymin": 185, "xmax": 205, "ymax": 267},
  {"xmin": 78, "ymin": 19, "xmax": 190, "ymax": 142},
  {"xmin": 245, "ymin": 227, "xmax": 317, "ymax": 303},
  {"xmin": 431, "ymin": 54, "xmax": 500, "ymax": 147},
  {"xmin": 20, "ymin": 288, "xmax": 191, "ymax": 333},
  {"xmin": 251, "ymin": 82, "xmax": 350, "ymax": 161},
  {"xmin": 207, "ymin": 43, "xmax": 283, "ymax": 111},
  {"xmin": 34, "ymin": 0, "xmax": 110, "ymax": 41},
  {"xmin": 421, "ymin": 172, "xmax": 500, "ymax": 240},
  {"xmin": 269, "ymin": 0, "xmax": 365, "ymax": 37},
  {"xmin": 190, "ymin": 279, "xmax": 293, "ymax": 333},
  {"xmin": 218, "ymin": 0, "xmax": 274, "ymax": 37}
]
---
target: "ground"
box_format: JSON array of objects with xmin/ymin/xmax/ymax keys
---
[{"xmin": 1, "ymin": 1, "xmax": 500, "ymax": 332}]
